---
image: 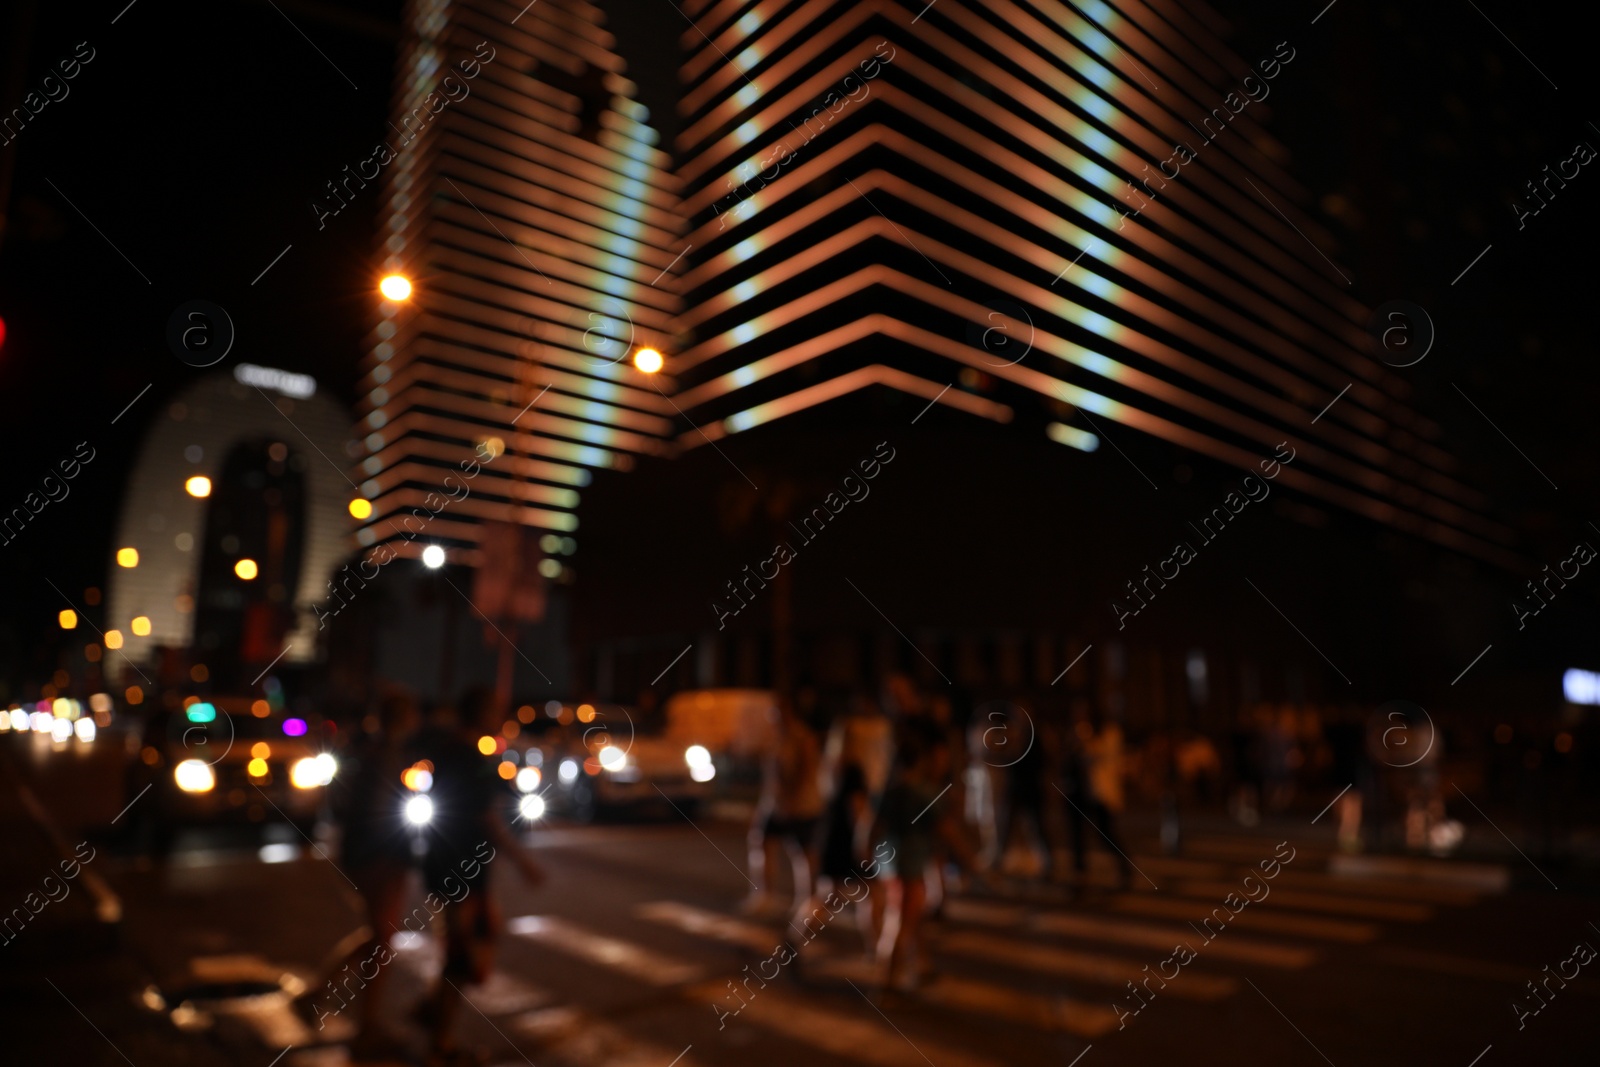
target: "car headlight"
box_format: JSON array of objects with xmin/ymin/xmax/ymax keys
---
[
  {"xmin": 404, "ymin": 794, "xmax": 434, "ymax": 825},
  {"xmin": 74, "ymin": 718, "xmax": 97, "ymax": 742},
  {"xmin": 174, "ymin": 759, "xmax": 215, "ymax": 793},
  {"xmin": 598, "ymin": 745, "xmax": 627, "ymax": 772},
  {"xmin": 558, "ymin": 758, "xmax": 578, "ymax": 783},
  {"xmin": 518, "ymin": 793, "xmax": 546, "ymax": 820},
  {"xmin": 516, "ymin": 766, "xmax": 541, "ymax": 793},
  {"xmin": 314, "ymin": 753, "xmax": 337, "ymax": 783},
  {"xmin": 290, "ymin": 757, "xmax": 330, "ymax": 789}
]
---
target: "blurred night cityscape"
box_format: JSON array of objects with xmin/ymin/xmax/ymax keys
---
[{"xmin": 2, "ymin": 1, "xmax": 1598, "ymax": 1065}]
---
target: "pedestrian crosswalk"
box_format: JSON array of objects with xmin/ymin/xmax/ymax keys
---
[{"xmin": 293, "ymin": 834, "xmax": 1501, "ymax": 1067}]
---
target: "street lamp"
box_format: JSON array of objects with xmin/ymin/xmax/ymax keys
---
[
  {"xmin": 633, "ymin": 347, "xmax": 664, "ymax": 374},
  {"xmin": 234, "ymin": 558, "xmax": 259, "ymax": 580},
  {"xmin": 185, "ymin": 475, "xmax": 212, "ymax": 498},
  {"xmin": 422, "ymin": 544, "xmax": 446, "ymax": 569},
  {"xmin": 379, "ymin": 274, "xmax": 413, "ymax": 302}
]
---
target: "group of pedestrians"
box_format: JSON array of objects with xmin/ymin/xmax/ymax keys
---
[
  {"xmin": 743, "ymin": 678, "xmax": 1130, "ymax": 991},
  {"xmin": 325, "ymin": 687, "xmax": 544, "ymax": 1067}
]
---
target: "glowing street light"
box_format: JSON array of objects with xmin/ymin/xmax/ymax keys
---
[
  {"xmin": 185, "ymin": 475, "xmax": 212, "ymax": 498},
  {"xmin": 633, "ymin": 347, "xmax": 664, "ymax": 374},
  {"xmin": 234, "ymin": 558, "xmax": 259, "ymax": 580},
  {"xmin": 105, "ymin": 630, "xmax": 123, "ymax": 650},
  {"xmin": 348, "ymin": 498, "xmax": 373, "ymax": 520},
  {"xmin": 379, "ymin": 274, "xmax": 413, "ymax": 302},
  {"xmin": 58, "ymin": 609, "xmax": 77, "ymax": 630},
  {"xmin": 116, "ymin": 547, "xmax": 139, "ymax": 568},
  {"xmin": 422, "ymin": 544, "xmax": 446, "ymax": 569},
  {"xmin": 131, "ymin": 616, "xmax": 152, "ymax": 637}
]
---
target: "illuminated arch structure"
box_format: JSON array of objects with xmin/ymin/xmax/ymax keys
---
[{"xmin": 108, "ymin": 369, "xmax": 354, "ymax": 679}]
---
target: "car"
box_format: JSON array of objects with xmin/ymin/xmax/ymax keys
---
[
  {"xmin": 127, "ymin": 695, "xmax": 337, "ymax": 848},
  {"xmin": 508, "ymin": 702, "xmax": 721, "ymax": 821}
]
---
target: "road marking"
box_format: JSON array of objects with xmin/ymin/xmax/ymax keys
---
[
  {"xmin": 508, "ymin": 915, "xmax": 703, "ymax": 985},
  {"xmin": 938, "ymin": 903, "xmax": 1316, "ymax": 969},
  {"xmin": 919, "ymin": 973, "xmax": 1120, "ymax": 1037},
  {"xmin": 939, "ymin": 930, "xmax": 1237, "ymax": 1000},
  {"xmin": 636, "ymin": 901, "xmax": 789, "ymax": 954},
  {"xmin": 1082, "ymin": 851, "xmax": 1479, "ymax": 905},
  {"xmin": 1112, "ymin": 895, "xmax": 1377, "ymax": 942},
  {"xmin": 688, "ymin": 981, "xmax": 1006, "ymax": 1067},
  {"xmin": 1168, "ymin": 881, "xmax": 1430, "ymax": 922}
]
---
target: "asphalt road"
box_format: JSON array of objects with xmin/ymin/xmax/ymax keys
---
[{"xmin": 8, "ymin": 727, "xmax": 1598, "ymax": 1066}]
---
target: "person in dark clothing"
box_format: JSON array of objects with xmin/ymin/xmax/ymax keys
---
[
  {"xmin": 1066, "ymin": 700, "xmax": 1132, "ymax": 889},
  {"xmin": 412, "ymin": 688, "xmax": 545, "ymax": 1067},
  {"xmin": 322, "ymin": 690, "xmax": 420, "ymax": 1057},
  {"xmin": 993, "ymin": 702, "xmax": 1051, "ymax": 880}
]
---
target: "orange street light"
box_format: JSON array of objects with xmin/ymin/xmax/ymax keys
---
[{"xmin": 379, "ymin": 274, "xmax": 413, "ymax": 301}]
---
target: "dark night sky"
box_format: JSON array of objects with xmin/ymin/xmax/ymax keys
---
[{"xmin": 1, "ymin": 0, "xmax": 1596, "ymax": 695}]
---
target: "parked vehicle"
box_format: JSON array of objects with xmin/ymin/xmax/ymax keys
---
[{"xmin": 128, "ymin": 695, "xmax": 336, "ymax": 848}]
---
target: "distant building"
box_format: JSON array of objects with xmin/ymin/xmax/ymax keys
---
[{"xmin": 107, "ymin": 367, "xmax": 352, "ymax": 689}]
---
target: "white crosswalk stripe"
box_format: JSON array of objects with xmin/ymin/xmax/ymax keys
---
[
  {"xmin": 1111, "ymin": 894, "xmax": 1379, "ymax": 942},
  {"xmin": 943, "ymin": 897, "xmax": 1318, "ymax": 968},
  {"xmin": 512, "ymin": 1007, "xmax": 702, "ymax": 1067},
  {"xmin": 804, "ymin": 954, "xmax": 1121, "ymax": 1038},
  {"xmin": 507, "ymin": 915, "xmax": 704, "ymax": 985},
  {"xmin": 636, "ymin": 900, "xmax": 799, "ymax": 955},
  {"xmin": 436, "ymin": 840, "xmax": 1501, "ymax": 1065},
  {"xmin": 938, "ymin": 929, "xmax": 1238, "ymax": 999},
  {"xmin": 1165, "ymin": 879, "xmax": 1432, "ymax": 921},
  {"xmin": 686, "ymin": 980, "xmax": 1010, "ymax": 1067}
]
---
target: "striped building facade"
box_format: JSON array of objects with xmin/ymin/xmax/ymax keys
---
[
  {"xmin": 355, "ymin": 0, "xmax": 685, "ymax": 574},
  {"xmin": 359, "ymin": 0, "xmax": 1514, "ymax": 585}
]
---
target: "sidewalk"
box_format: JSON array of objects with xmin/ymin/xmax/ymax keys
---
[{"xmin": 0, "ymin": 748, "xmax": 230, "ymax": 1067}]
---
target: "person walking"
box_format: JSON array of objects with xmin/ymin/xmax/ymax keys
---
[
  {"xmin": 744, "ymin": 697, "xmax": 825, "ymax": 919},
  {"xmin": 324, "ymin": 689, "xmax": 420, "ymax": 1059},
  {"xmin": 1068, "ymin": 702, "xmax": 1131, "ymax": 889},
  {"xmin": 992, "ymin": 700, "xmax": 1051, "ymax": 880},
  {"xmin": 413, "ymin": 688, "xmax": 545, "ymax": 1067}
]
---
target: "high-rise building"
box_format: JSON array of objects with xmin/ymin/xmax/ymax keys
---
[
  {"xmin": 355, "ymin": 0, "xmax": 1519, "ymax": 703},
  {"xmin": 667, "ymin": 0, "xmax": 1513, "ymax": 567},
  {"xmin": 355, "ymin": 0, "xmax": 685, "ymax": 574}
]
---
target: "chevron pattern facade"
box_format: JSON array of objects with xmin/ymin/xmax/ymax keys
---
[
  {"xmin": 354, "ymin": 0, "xmax": 685, "ymax": 568},
  {"xmin": 362, "ymin": 0, "xmax": 1515, "ymax": 571},
  {"xmin": 669, "ymin": 0, "xmax": 1514, "ymax": 568}
]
